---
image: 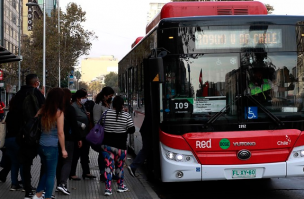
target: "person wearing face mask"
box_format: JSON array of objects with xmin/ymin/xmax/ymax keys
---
[
  {"xmin": 81, "ymin": 88, "xmax": 95, "ymax": 131},
  {"xmin": 92, "ymin": 87, "xmax": 114, "ymax": 182},
  {"xmin": 70, "ymin": 89, "xmax": 96, "ymax": 180}
]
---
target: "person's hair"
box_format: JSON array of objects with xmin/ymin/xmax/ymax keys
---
[
  {"xmin": 25, "ymin": 74, "xmax": 38, "ymax": 86},
  {"xmin": 40, "ymin": 88, "xmax": 64, "ymax": 132},
  {"xmin": 80, "ymin": 88, "xmax": 87, "ymax": 92},
  {"xmin": 71, "ymin": 89, "xmax": 87, "ymax": 102},
  {"xmin": 95, "ymin": 86, "xmax": 114, "ymax": 105},
  {"xmin": 8, "ymin": 96, "xmax": 16, "ymax": 112},
  {"xmin": 62, "ymin": 88, "xmax": 72, "ymax": 109},
  {"xmin": 112, "ymin": 95, "xmax": 124, "ymax": 120}
]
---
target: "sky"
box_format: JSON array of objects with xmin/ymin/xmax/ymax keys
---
[{"xmin": 59, "ymin": 0, "xmax": 304, "ymax": 66}]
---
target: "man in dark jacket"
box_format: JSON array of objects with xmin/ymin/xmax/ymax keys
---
[{"xmin": 14, "ymin": 74, "xmax": 45, "ymax": 199}]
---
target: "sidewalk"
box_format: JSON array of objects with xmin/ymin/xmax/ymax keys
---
[{"xmin": 0, "ymin": 149, "xmax": 159, "ymax": 199}]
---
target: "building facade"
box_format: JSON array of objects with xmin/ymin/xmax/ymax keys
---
[
  {"xmin": 80, "ymin": 55, "xmax": 118, "ymax": 83},
  {"xmin": 22, "ymin": 0, "xmax": 43, "ymax": 37},
  {"xmin": 3, "ymin": 0, "xmax": 21, "ymax": 55}
]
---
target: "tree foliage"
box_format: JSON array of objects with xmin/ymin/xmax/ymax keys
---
[
  {"xmin": 104, "ymin": 72, "xmax": 118, "ymax": 93},
  {"xmin": 265, "ymin": 4, "xmax": 274, "ymax": 14},
  {"xmin": 20, "ymin": 3, "xmax": 96, "ymax": 89},
  {"xmin": 78, "ymin": 81, "xmax": 89, "ymax": 91},
  {"xmin": 88, "ymin": 81, "xmax": 102, "ymax": 95}
]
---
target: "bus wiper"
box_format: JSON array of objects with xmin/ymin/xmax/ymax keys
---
[
  {"xmin": 207, "ymin": 96, "xmax": 241, "ymax": 124},
  {"xmin": 245, "ymin": 94, "xmax": 284, "ymax": 126}
]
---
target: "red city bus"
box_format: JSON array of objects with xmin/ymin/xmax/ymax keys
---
[{"xmin": 119, "ymin": 1, "xmax": 304, "ymax": 182}]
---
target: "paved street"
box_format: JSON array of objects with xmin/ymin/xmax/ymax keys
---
[{"xmin": 0, "ymin": 149, "xmax": 159, "ymax": 199}]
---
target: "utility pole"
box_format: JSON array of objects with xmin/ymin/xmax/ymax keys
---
[
  {"xmin": 18, "ymin": 0, "xmax": 21, "ymax": 90},
  {"xmin": 58, "ymin": 0, "xmax": 60, "ymax": 87}
]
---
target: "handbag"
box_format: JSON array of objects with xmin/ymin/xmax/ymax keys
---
[
  {"xmin": 0, "ymin": 122, "xmax": 5, "ymax": 148},
  {"xmin": 86, "ymin": 111, "xmax": 107, "ymax": 146},
  {"xmin": 16, "ymin": 116, "xmax": 42, "ymax": 148},
  {"xmin": 0, "ymin": 114, "xmax": 7, "ymax": 148}
]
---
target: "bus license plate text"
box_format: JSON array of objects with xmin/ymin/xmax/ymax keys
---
[{"xmin": 232, "ymin": 169, "xmax": 256, "ymax": 178}]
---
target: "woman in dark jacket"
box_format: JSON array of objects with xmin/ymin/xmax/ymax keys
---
[
  {"xmin": 56, "ymin": 89, "xmax": 82, "ymax": 195},
  {"xmin": 4, "ymin": 96, "xmax": 23, "ymax": 190},
  {"xmin": 69, "ymin": 89, "xmax": 96, "ymax": 180}
]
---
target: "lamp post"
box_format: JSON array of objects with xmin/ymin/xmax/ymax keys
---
[
  {"xmin": 26, "ymin": 0, "xmax": 46, "ymax": 94},
  {"xmin": 18, "ymin": 0, "xmax": 21, "ymax": 90},
  {"xmin": 58, "ymin": 0, "xmax": 60, "ymax": 87}
]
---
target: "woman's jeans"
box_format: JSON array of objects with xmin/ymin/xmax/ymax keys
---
[
  {"xmin": 36, "ymin": 146, "xmax": 58, "ymax": 199},
  {"xmin": 5, "ymin": 137, "xmax": 22, "ymax": 185}
]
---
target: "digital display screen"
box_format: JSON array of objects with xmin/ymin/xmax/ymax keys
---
[{"xmin": 195, "ymin": 29, "xmax": 282, "ymax": 49}]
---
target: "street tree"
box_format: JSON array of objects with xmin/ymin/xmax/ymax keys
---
[
  {"xmin": 20, "ymin": 3, "xmax": 96, "ymax": 88},
  {"xmin": 265, "ymin": 4, "xmax": 274, "ymax": 14},
  {"xmin": 89, "ymin": 81, "xmax": 102, "ymax": 95},
  {"xmin": 78, "ymin": 81, "xmax": 89, "ymax": 91},
  {"xmin": 104, "ymin": 72, "xmax": 119, "ymax": 93}
]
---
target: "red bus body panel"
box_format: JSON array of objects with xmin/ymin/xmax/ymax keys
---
[
  {"xmin": 160, "ymin": 129, "xmax": 302, "ymax": 165},
  {"xmin": 131, "ymin": 37, "xmax": 143, "ymax": 48},
  {"xmin": 146, "ymin": 1, "xmax": 267, "ymax": 34}
]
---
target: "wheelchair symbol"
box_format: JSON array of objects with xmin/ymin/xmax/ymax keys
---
[{"xmin": 247, "ymin": 107, "xmax": 257, "ymax": 119}]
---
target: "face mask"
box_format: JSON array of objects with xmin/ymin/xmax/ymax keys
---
[
  {"xmin": 106, "ymin": 98, "xmax": 112, "ymax": 104},
  {"xmin": 80, "ymin": 98, "xmax": 87, "ymax": 104},
  {"xmin": 37, "ymin": 82, "xmax": 40, "ymax": 89}
]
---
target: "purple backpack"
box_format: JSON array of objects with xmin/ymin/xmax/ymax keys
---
[{"xmin": 86, "ymin": 111, "xmax": 107, "ymax": 146}]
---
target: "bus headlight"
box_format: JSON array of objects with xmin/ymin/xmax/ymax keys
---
[
  {"xmin": 164, "ymin": 150, "xmax": 195, "ymax": 162},
  {"xmin": 293, "ymin": 150, "xmax": 304, "ymax": 158},
  {"xmin": 166, "ymin": 151, "xmax": 175, "ymax": 160}
]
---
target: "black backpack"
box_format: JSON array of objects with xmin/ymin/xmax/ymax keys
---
[
  {"xmin": 16, "ymin": 88, "xmax": 41, "ymax": 147},
  {"xmin": 23, "ymin": 88, "xmax": 39, "ymax": 123},
  {"xmin": 20, "ymin": 116, "xmax": 42, "ymax": 147}
]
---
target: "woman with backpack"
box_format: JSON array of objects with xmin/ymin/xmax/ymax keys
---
[
  {"xmin": 32, "ymin": 88, "xmax": 67, "ymax": 199},
  {"xmin": 100, "ymin": 95, "xmax": 135, "ymax": 196},
  {"xmin": 69, "ymin": 89, "xmax": 96, "ymax": 180}
]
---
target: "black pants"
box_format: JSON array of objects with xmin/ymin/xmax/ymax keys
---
[
  {"xmin": 19, "ymin": 146, "xmax": 37, "ymax": 194},
  {"xmin": 56, "ymin": 141, "xmax": 74, "ymax": 185},
  {"xmin": 0, "ymin": 148, "xmax": 11, "ymax": 182},
  {"xmin": 70, "ymin": 139, "xmax": 90, "ymax": 177}
]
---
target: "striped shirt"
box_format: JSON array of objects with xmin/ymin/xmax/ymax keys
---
[{"xmin": 102, "ymin": 109, "xmax": 134, "ymax": 149}]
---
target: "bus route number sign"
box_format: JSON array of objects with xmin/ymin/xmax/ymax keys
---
[{"xmin": 171, "ymin": 99, "xmax": 193, "ymax": 114}]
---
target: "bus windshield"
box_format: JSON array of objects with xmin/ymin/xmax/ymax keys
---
[{"xmin": 163, "ymin": 51, "xmax": 301, "ymax": 123}]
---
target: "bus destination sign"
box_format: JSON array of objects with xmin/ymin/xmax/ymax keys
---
[{"xmin": 195, "ymin": 29, "xmax": 282, "ymax": 49}]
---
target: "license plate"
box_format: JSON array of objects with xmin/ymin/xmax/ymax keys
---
[{"xmin": 232, "ymin": 169, "xmax": 256, "ymax": 178}]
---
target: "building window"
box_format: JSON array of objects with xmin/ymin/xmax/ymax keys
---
[
  {"xmin": 12, "ymin": 15, "xmax": 16, "ymax": 25},
  {"xmin": 12, "ymin": 0, "xmax": 16, "ymax": 9}
]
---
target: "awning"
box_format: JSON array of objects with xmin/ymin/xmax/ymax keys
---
[{"xmin": 0, "ymin": 46, "xmax": 21, "ymax": 64}]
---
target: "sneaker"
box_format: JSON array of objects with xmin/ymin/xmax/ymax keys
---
[
  {"xmin": 127, "ymin": 166, "xmax": 136, "ymax": 177},
  {"xmin": 104, "ymin": 189, "xmax": 112, "ymax": 196},
  {"xmin": 10, "ymin": 184, "xmax": 22, "ymax": 191},
  {"xmin": 117, "ymin": 184, "xmax": 129, "ymax": 193},
  {"xmin": 32, "ymin": 195, "xmax": 42, "ymax": 199},
  {"xmin": 24, "ymin": 191, "xmax": 35, "ymax": 199},
  {"xmin": 57, "ymin": 184, "xmax": 70, "ymax": 195},
  {"xmin": 42, "ymin": 192, "xmax": 56, "ymax": 199}
]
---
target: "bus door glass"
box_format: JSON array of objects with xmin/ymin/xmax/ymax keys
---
[{"xmin": 163, "ymin": 54, "xmax": 239, "ymax": 122}]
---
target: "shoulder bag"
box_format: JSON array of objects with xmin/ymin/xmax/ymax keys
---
[{"xmin": 86, "ymin": 110, "xmax": 107, "ymax": 146}]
